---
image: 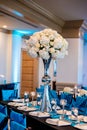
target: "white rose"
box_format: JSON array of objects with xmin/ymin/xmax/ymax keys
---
[
  {"xmin": 28, "ymin": 36, "xmax": 38, "ymax": 45},
  {"xmin": 54, "ymin": 38, "xmax": 63, "ymax": 49},
  {"xmin": 40, "ymin": 36, "xmax": 50, "ymax": 45},
  {"xmin": 35, "ymin": 43, "xmax": 40, "ymax": 48},
  {"xmin": 50, "ymin": 48, "xmax": 55, "ymax": 53},
  {"xmin": 28, "ymin": 47, "xmax": 38, "ymax": 58},
  {"xmin": 52, "ymin": 50, "xmax": 65, "ymax": 59},
  {"xmin": 49, "ymin": 34, "xmax": 55, "ymax": 40},
  {"xmin": 50, "ymin": 41, "xmax": 54, "ymax": 46},
  {"xmin": 39, "ymin": 50, "xmax": 50, "ymax": 59}
]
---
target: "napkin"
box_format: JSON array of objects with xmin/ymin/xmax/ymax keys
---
[
  {"xmin": 74, "ymin": 124, "xmax": 87, "ymax": 130},
  {"xmin": 71, "ymin": 96, "xmax": 87, "ymax": 115},
  {"xmin": 60, "ymin": 92, "xmax": 73, "ymax": 109},
  {"xmin": 57, "ymin": 110, "xmax": 71, "ymax": 115}
]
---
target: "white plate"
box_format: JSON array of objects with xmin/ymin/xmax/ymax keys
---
[
  {"xmin": 12, "ymin": 99, "xmax": 24, "ymax": 102},
  {"xmin": 74, "ymin": 124, "xmax": 87, "ymax": 130},
  {"xmin": 13, "ymin": 103, "xmax": 25, "ymax": 106},
  {"xmin": 17, "ymin": 106, "xmax": 37, "ymax": 111},
  {"xmin": 8, "ymin": 102, "xmax": 16, "ymax": 106},
  {"xmin": 46, "ymin": 118, "xmax": 71, "ymax": 126},
  {"xmin": 29, "ymin": 111, "xmax": 50, "ymax": 117},
  {"xmin": 8, "ymin": 102, "xmax": 25, "ymax": 106},
  {"xmin": 83, "ymin": 116, "xmax": 87, "ymax": 123}
]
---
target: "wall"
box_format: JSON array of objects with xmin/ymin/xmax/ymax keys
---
[
  {"xmin": 57, "ymin": 38, "xmax": 83, "ymax": 84},
  {"xmin": 0, "ymin": 30, "xmax": 22, "ymax": 85},
  {"xmin": 83, "ymin": 40, "xmax": 87, "ymax": 86},
  {"xmin": 0, "ymin": 31, "xmax": 8, "ymax": 82}
]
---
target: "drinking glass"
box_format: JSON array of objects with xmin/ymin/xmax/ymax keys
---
[
  {"xmin": 36, "ymin": 92, "xmax": 42, "ymax": 106},
  {"xmin": 60, "ymin": 99, "xmax": 67, "ymax": 119},
  {"xmin": 72, "ymin": 107, "xmax": 79, "ymax": 123},
  {"xmin": 51, "ymin": 98, "xmax": 57, "ymax": 112},
  {"xmin": 30, "ymin": 91, "xmax": 36, "ymax": 106},
  {"xmin": 24, "ymin": 91, "xmax": 29, "ymax": 105}
]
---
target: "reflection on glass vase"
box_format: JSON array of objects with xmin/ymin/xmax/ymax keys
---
[{"xmin": 40, "ymin": 57, "xmax": 52, "ymax": 112}]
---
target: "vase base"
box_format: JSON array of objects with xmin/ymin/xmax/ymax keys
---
[{"xmin": 42, "ymin": 75, "xmax": 51, "ymax": 84}]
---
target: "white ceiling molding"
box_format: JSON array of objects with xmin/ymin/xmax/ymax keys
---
[{"xmin": 18, "ymin": 0, "xmax": 64, "ymax": 26}]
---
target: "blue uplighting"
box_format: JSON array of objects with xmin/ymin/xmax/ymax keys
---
[
  {"xmin": 84, "ymin": 33, "xmax": 87, "ymax": 40},
  {"xmin": 12, "ymin": 30, "xmax": 38, "ymax": 36},
  {"xmin": 13, "ymin": 10, "xmax": 24, "ymax": 17}
]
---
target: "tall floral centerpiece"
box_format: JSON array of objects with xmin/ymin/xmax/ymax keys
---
[{"xmin": 25, "ymin": 28, "xmax": 68, "ymax": 112}]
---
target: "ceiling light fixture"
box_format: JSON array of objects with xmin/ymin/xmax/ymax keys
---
[{"xmin": 3, "ymin": 25, "xmax": 7, "ymax": 28}]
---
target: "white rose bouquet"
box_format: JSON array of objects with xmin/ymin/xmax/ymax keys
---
[{"xmin": 25, "ymin": 29, "xmax": 68, "ymax": 60}]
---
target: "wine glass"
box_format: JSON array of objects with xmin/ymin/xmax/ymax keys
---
[
  {"xmin": 30, "ymin": 91, "xmax": 36, "ymax": 106},
  {"xmin": 51, "ymin": 98, "xmax": 57, "ymax": 111},
  {"xmin": 36, "ymin": 92, "xmax": 42, "ymax": 105},
  {"xmin": 72, "ymin": 107, "xmax": 79, "ymax": 123},
  {"xmin": 60, "ymin": 99, "xmax": 67, "ymax": 119},
  {"xmin": 24, "ymin": 91, "xmax": 29, "ymax": 106}
]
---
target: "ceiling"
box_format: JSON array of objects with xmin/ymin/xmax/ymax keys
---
[
  {"xmin": 33, "ymin": 0, "xmax": 87, "ymax": 21},
  {"xmin": 0, "ymin": 0, "xmax": 87, "ymax": 33}
]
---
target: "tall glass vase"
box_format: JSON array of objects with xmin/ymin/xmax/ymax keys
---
[{"xmin": 40, "ymin": 57, "xmax": 52, "ymax": 112}]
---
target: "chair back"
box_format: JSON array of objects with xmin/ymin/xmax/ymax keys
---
[
  {"xmin": 10, "ymin": 109, "xmax": 26, "ymax": 127},
  {"xmin": 2, "ymin": 89, "xmax": 18, "ymax": 101},
  {"xmin": 0, "ymin": 104, "xmax": 7, "ymax": 115}
]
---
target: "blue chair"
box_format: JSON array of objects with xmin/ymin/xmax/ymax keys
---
[
  {"xmin": 0, "ymin": 104, "xmax": 8, "ymax": 130},
  {"xmin": 10, "ymin": 109, "xmax": 27, "ymax": 130},
  {"xmin": 10, "ymin": 121, "xmax": 28, "ymax": 130},
  {"xmin": 0, "ymin": 112, "xmax": 8, "ymax": 130},
  {"xmin": 71, "ymin": 95, "xmax": 87, "ymax": 115},
  {"xmin": 0, "ymin": 104, "xmax": 7, "ymax": 115},
  {"xmin": 2, "ymin": 89, "xmax": 18, "ymax": 101}
]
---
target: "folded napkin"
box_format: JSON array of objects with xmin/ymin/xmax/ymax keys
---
[
  {"xmin": 29, "ymin": 111, "xmax": 50, "ymax": 117},
  {"xmin": 74, "ymin": 96, "xmax": 87, "ymax": 107},
  {"xmin": 60, "ymin": 92, "xmax": 73, "ymax": 110},
  {"xmin": 63, "ymin": 87, "xmax": 73, "ymax": 94},
  {"xmin": 71, "ymin": 96, "xmax": 87, "ymax": 115},
  {"xmin": 74, "ymin": 124, "xmax": 87, "ymax": 130},
  {"xmin": 57, "ymin": 110, "xmax": 71, "ymax": 116},
  {"xmin": 46, "ymin": 118, "xmax": 71, "ymax": 126}
]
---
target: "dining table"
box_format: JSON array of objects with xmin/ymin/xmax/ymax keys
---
[{"xmin": 0, "ymin": 99, "xmax": 85, "ymax": 130}]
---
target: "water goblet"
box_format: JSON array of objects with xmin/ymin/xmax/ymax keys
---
[
  {"xmin": 51, "ymin": 98, "xmax": 57, "ymax": 105},
  {"xmin": 51, "ymin": 98, "xmax": 57, "ymax": 112},
  {"xmin": 60, "ymin": 99, "xmax": 67, "ymax": 119},
  {"xmin": 72, "ymin": 107, "xmax": 79, "ymax": 123},
  {"xmin": 24, "ymin": 91, "xmax": 29, "ymax": 106},
  {"xmin": 36, "ymin": 92, "xmax": 42, "ymax": 106},
  {"xmin": 30, "ymin": 91, "xmax": 36, "ymax": 106}
]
